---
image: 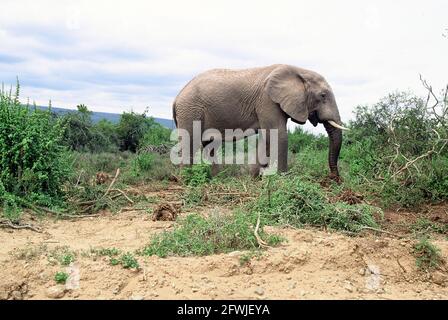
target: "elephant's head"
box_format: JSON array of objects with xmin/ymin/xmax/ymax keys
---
[{"xmin": 265, "ymin": 64, "xmax": 348, "ymax": 180}]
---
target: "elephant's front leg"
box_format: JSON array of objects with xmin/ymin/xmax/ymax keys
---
[
  {"xmin": 258, "ymin": 125, "xmax": 288, "ymax": 174},
  {"xmin": 277, "ymin": 126, "xmax": 288, "ymax": 172}
]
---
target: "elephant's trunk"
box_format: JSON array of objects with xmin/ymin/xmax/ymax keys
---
[{"xmin": 323, "ymin": 121, "xmax": 342, "ymax": 178}]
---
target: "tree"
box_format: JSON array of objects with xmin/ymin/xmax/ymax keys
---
[{"xmin": 117, "ymin": 111, "xmax": 170, "ymax": 152}]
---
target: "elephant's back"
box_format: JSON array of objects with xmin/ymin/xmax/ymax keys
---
[
  {"xmin": 196, "ymin": 65, "xmax": 279, "ymax": 84},
  {"xmin": 175, "ymin": 65, "xmax": 278, "ymax": 104}
]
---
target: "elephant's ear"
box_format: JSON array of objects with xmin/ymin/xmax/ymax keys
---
[{"xmin": 265, "ymin": 65, "xmax": 309, "ymax": 124}]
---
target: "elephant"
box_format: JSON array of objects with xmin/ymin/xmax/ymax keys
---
[{"xmin": 172, "ymin": 64, "xmax": 348, "ymax": 179}]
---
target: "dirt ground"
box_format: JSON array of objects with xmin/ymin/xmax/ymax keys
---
[{"xmin": 1, "ymin": 186, "xmax": 447, "ymax": 300}]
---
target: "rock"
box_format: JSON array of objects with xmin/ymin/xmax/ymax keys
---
[
  {"xmin": 20, "ymin": 283, "xmax": 28, "ymax": 294},
  {"xmin": 0, "ymin": 287, "xmax": 8, "ymax": 300},
  {"xmin": 358, "ymin": 268, "xmax": 365, "ymax": 276},
  {"xmin": 432, "ymin": 272, "xmax": 447, "ymax": 287},
  {"xmin": 131, "ymin": 295, "xmax": 144, "ymax": 300},
  {"xmin": 138, "ymin": 275, "xmax": 146, "ymax": 282},
  {"xmin": 376, "ymin": 288, "xmax": 385, "ymax": 294},
  {"xmin": 46, "ymin": 285, "xmax": 66, "ymax": 299},
  {"xmin": 288, "ymin": 282, "xmax": 296, "ymax": 290},
  {"xmin": 228, "ymin": 251, "xmax": 243, "ymax": 257},
  {"xmin": 10, "ymin": 290, "xmax": 23, "ymax": 300},
  {"xmin": 299, "ymin": 290, "xmax": 306, "ymax": 296},
  {"xmin": 344, "ymin": 283, "xmax": 354, "ymax": 293},
  {"xmin": 254, "ymin": 287, "xmax": 265, "ymax": 296},
  {"xmin": 192, "ymin": 287, "xmax": 199, "ymax": 293}
]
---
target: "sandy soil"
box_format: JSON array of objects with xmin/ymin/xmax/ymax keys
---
[{"xmin": 1, "ymin": 187, "xmax": 447, "ymax": 300}]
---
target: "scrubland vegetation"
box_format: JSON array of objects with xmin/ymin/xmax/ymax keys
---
[{"xmin": 1, "ymin": 81, "xmax": 447, "ymax": 271}]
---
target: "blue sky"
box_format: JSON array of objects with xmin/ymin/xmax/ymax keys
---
[{"xmin": 0, "ymin": 0, "xmax": 447, "ymax": 133}]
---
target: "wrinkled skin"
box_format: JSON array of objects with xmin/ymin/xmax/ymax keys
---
[{"xmin": 173, "ymin": 64, "xmax": 343, "ymax": 179}]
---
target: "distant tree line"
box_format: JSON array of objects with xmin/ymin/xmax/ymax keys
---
[{"xmin": 60, "ymin": 104, "xmax": 172, "ymax": 153}]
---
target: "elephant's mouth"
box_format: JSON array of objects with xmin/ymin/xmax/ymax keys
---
[
  {"xmin": 290, "ymin": 118, "xmax": 306, "ymax": 125},
  {"xmin": 308, "ymin": 111, "xmax": 319, "ymax": 127}
]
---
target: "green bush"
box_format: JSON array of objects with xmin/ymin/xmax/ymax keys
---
[
  {"xmin": 291, "ymin": 146, "xmax": 328, "ymax": 179},
  {"xmin": 61, "ymin": 105, "xmax": 118, "ymax": 153},
  {"xmin": 411, "ymin": 218, "xmax": 447, "ymax": 235},
  {"xmin": 71, "ymin": 151, "xmax": 132, "ymax": 176},
  {"xmin": 117, "ymin": 111, "xmax": 169, "ymax": 152},
  {"xmin": 95, "ymin": 119, "xmax": 120, "ymax": 152},
  {"xmin": 288, "ymin": 126, "xmax": 327, "ymax": 153},
  {"xmin": 140, "ymin": 122, "xmax": 172, "ymax": 147},
  {"xmin": 142, "ymin": 211, "xmax": 281, "ymax": 258},
  {"xmin": 249, "ymin": 175, "xmax": 381, "ymax": 233},
  {"xmin": 0, "ymin": 83, "xmax": 72, "ymax": 217},
  {"xmin": 132, "ymin": 153, "xmax": 155, "ymax": 172},
  {"xmin": 181, "ymin": 162, "xmax": 212, "ymax": 186},
  {"xmin": 413, "ymin": 237, "xmax": 444, "ymax": 270},
  {"xmin": 339, "ymin": 91, "xmax": 448, "ymax": 208},
  {"xmin": 121, "ymin": 153, "xmax": 174, "ymax": 184}
]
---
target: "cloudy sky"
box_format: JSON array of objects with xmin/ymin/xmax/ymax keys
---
[{"xmin": 0, "ymin": 0, "xmax": 447, "ymax": 132}]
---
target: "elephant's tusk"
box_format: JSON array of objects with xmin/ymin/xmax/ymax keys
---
[{"xmin": 328, "ymin": 120, "xmax": 350, "ymax": 131}]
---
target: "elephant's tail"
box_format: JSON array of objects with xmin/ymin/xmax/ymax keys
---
[{"xmin": 172, "ymin": 101, "xmax": 178, "ymax": 129}]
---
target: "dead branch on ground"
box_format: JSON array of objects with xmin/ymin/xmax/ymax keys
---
[{"xmin": 0, "ymin": 219, "xmax": 42, "ymax": 233}]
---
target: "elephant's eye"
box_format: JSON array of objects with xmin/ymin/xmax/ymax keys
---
[{"xmin": 320, "ymin": 92, "xmax": 326, "ymax": 100}]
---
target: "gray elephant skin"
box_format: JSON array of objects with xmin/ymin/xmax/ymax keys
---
[{"xmin": 173, "ymin": 64, "xmax": 345, "ymax": 179}]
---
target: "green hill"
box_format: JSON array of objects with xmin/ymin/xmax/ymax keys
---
[{"xmin": 36, "ymin": 106, "xmax": 175, "ymax": 129}]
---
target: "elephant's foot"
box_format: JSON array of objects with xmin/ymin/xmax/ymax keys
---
[
  {"xmin": 249, "ymin": 164, "xmax": 261, "ymax": 178},
  {"xmin": 210, "ymin": 163, "xmax": 221, "ymax": 177},
  {"xmin": 329, "ymin": 172, "xmax": 343, "ymax": 184},
  {"xmin": 249, "ymin": 163, "xmax": 274, "ymax": 178}
]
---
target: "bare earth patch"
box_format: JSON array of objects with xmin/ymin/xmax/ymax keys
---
[{"xmin": 1, "ymin": 204, "xmax": 447, "ymax": 300}]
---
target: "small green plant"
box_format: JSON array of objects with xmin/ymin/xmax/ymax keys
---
[
  {"xmin": 54, "ymin": 271, "xmax": 69, "ymax": 284},
  {"xmin": 181, "ymin": 162, "xmax": 211, "ymax": 186},
  {"xmin": 413, "ymin": 237, "xmax": 444, "ymax": 270},
  {"xmin": 12, "ymin": 244, "xmax": 48, "ymax": 261},
  {"xmin": 182, "ymin": 185, "xmax": 205, "ymax": 207},
  {"xmin": 411, "ymin": 218, "xmax": 447, "ymax": 235},
  {"xmin": 96, "ymin": 247, "xmax": 120, "ymax": 257},
  {"xmin": 60, "ymin": 253, "xmax": 75, "ymax": 266},
  {"xmin": 110, "ymin": 258, "xmax": 120, "ymax": 266},
  {"xmin": 47, "ymin": 247, "xmax": 76, "ymax": 266},
  {"xmin": 92, "ymin": 248, "xmax": 139, "ymax": 269},
  {"xmin": 239, "ymin": 251, "xmax": 263, "ymax": 266},
  {"xmin": 142, "ymin": 210, "xmax": 281, "ymax": 258},
  {"xmin": 120, "ymin": 252, "xmax": 140, "ymax": 269}
]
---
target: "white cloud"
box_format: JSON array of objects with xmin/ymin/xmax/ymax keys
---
[{"xmin": 0, "ymin": 0, "xmax": 447, "ymax": 132}]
